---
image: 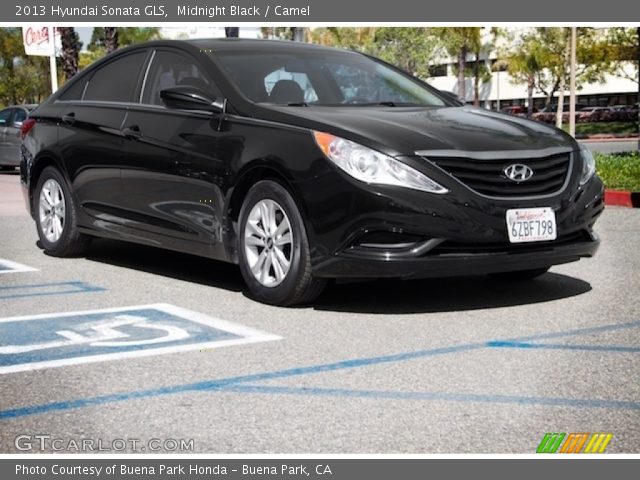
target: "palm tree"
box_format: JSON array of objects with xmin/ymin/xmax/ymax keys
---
[
  {"xmin": 104, "ymin": 27, "xmax": 118, "ymax": 53},
  {"xmin": 434, "ymin": 27, "xmax": 481, "ymax": 103},
  {"xmin": 59, "ymin": 28, "xmax": 82, "ymax": 80},
  {"xmin": 225, "ymin": 28, "xmax": 239, "ymax": 38}
]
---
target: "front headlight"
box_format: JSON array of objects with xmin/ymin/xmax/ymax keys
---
[
  {"xmin": 579, "ymin": 143, "xmax": 596, "ymax": 185},
  {"xmin": 313, "ymin": 131, "xmax": 448, "ymax": 194}
]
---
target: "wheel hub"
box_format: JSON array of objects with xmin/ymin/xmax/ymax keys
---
[
  {"xmin": 243, "ymin": 199, "xmax": 293, "ymax": 288},
  {"xmin": 38, "ymin": 178, "xmax": 66, "ymax": 243}
]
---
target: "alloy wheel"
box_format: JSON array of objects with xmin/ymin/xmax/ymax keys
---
[
  {"xmin": 243, "ymin": 199, "xmax": 293, "ymax": 287},
  {"xmin": 38, "ymin": 178, "xmax": 66, "ymax": 243}
]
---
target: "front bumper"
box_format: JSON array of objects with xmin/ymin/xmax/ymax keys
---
[
  {"xmin": 313, "ymin": 231, "xmax": 600, "ymax": 279},
  {"xmin": 296, "ymin": 157, "xmax": 604, "ymax": 279}
]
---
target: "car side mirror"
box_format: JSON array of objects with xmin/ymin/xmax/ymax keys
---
[
  {"xmin": 160, "ymin": 86, "xmax": 225, "ymax": 114},
  {"xmin": 439, "ymin": 91, "xmax": 465, "ymax": 107}
]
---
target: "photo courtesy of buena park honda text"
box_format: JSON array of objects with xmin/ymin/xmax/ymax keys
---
[{"xmin": 0, "ymin": 0, "xmax": 638, "ymax": 478}]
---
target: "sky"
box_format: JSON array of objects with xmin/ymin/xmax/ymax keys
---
[{"xmin": 77, "ymin": 27, "xmax": 92, "ymax": 51}]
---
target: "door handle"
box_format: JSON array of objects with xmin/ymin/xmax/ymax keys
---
[
  {"xmin": 61, "ymin": 112, "xmax": 75, "ymax": 124},
  {"xmin": 122, "ymin": 125, "xmax": 142, "ymax": 139}
]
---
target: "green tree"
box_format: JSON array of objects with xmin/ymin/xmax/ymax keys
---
[
  {"xmin": 527, "ymin": 28, "xmax": 611, "ymax": 107},
  {"xmin": 104, "ymin": 27, "xmax": 118, "ymax": 53},
  {"xmin": 0, "ymin": 28, "xmax": 51, "ymax": 105},
  {"xmin": 606, "ymin": 27, "xmax": 639, "ymax": 86},
  {"xmin": 306, "ymin": 28, "xmax": 439, "ymax": 80},
  {"xmin": 432, "ymin": 27, "xmax": 482, "ymax": 102},
  {"xmin": 504, "ymin": 31, "xmax": 544, "ymax": 117},
  {"xmin": 374, "ymin": 28, "xmax": 439, "ymax": 79},
  {"xmin": 307, "ymin": 27, "xmax": 377, "ymax": 52},
  {"xmin": 88, "ymin": 27, "xmax": 160, "ymax": 51},
  {"xmin": 225, "ymin": 28, "xmax": 239, "ymax": 38},
  {"xmin": 59, "ymin": 27, "xmax": 82, "ymax": 80}
]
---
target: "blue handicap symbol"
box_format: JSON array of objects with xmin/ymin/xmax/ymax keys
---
[{"xmin": 0, "ymin": 304, "xmax": 279, "ymax": 373}]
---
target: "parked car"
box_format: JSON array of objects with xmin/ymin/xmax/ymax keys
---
[
  {"xmin": 577, "ymin": 106, "xmax": 616, "ymax": 123},
  {"xmin": 611, "ymin": 104, "xmax": 639, "ymax": 122},
  {"xmin": 20, "ymin": 39, "xmax": 604, "ymax": 305},
  {"xmin": 0, "ymin": 104, "xmax": 36, "ymax": 170},
  {"xmin": 532, "ymin": 104, "xmax": 584, "ymax": 124},
  {"xmin": 500, "ymin": 105, "xmax": 537, "ymax": 116}
]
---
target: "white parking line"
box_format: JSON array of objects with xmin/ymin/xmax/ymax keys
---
[{"xmin": 0, "ymin": 258, "xmax": 38, "ymax": 274}]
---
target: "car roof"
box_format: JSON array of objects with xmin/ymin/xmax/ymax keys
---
[
  {"xmin": 4, "ymin": 104, "xmax": 37, "ymax": 110},
  {"xmin": 125, "ymin": 38, "xmax": 361, "ymax": 59}
]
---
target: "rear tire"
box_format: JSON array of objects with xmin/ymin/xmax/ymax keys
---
[
  {"xmin": 492, "ymin": 267, "xmax": 550, "ymax": 281},
  {"xmin": 34, "ymin": 166, "xmax": 90, "ymax": 257},
  {"xmin": 238, "ymin": 180, "xmax": 326, "ymax": 306}
]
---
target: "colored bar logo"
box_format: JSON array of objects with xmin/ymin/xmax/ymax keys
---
[{"xmin": 537, "ymin": 433, "xmax": 612, "ymax": 453}]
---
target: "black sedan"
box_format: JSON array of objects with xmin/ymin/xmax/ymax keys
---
[{"xmin": 20, "ymin": 39, "xmax": 604, "ymax": 305}]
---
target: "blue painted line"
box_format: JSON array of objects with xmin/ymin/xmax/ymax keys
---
[
  {"xmin": 1, "ymin": 319, "xmax": 638, "ymax": 419},
  {"xmin": 0, "ymin": 281, "xmax": 104, "ymax": 300},
  {"xmin": 0, "ymin": 342, "xmax": 485, "ymax": 420},
  {"xmin": 487, "ymin": 341, "xmax": 640, "ymax": 353},
  {"xmin": 496, "ymin": 320, "xmax": 640, "ymax": 344},
  {"xmin": 224, "ymin": 385, "xmax": 640, "ymax": 411}
]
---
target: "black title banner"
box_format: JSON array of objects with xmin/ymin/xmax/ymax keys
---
[{"xmin": 5, "ymin": 0, "xmax": 640, "ymax": 22}]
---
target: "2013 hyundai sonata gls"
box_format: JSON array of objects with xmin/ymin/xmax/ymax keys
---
[{"xmin": 20, "ymin": 39, "xmax": 604, "ymax": 305}]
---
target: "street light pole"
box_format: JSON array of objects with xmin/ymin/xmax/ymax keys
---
[
  {"xmin": 49, "ymin": 26, "xmax": 58, "ymax": 93},
  {"xmin": 569, "ymin": 27, "xmax": 577, "ymax": 138},
  {"xmin": 496, "ymin": 70, "xmax": 500, "ymax": 111}
]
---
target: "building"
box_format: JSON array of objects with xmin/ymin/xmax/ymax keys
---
[{"xmin": 427, "ymin": 28, "xmax": 638, "ymax": 110}]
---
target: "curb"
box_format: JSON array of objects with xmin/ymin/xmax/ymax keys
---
[
  {"xmin": 579, "ymin": 136, "xmax": 639, "ymax": 142},
  {"xmin": 604, "ymin": 190, "xmax": 640, "ymax": 208}
]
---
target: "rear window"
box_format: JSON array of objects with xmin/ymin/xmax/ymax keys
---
[
  {"xmin": 84, "ymin": 52, "xmax": 147, "ymax": 103},
  {"xmin": 58, "ymin": 78, "xmax": 87, "ymax": 101}
]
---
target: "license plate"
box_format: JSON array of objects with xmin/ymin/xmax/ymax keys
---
[{"xmin": 506, "ymin": 207, "xmax": 557, "ymax": 243}]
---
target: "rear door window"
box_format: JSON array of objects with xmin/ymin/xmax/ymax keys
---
[
  {"xmin": 84, "ymin": 51, "xmax": 148, "ymax": 103},
  {"xmin": 141, "ymin": 50, "xmax": 218, "ymax": 106}
]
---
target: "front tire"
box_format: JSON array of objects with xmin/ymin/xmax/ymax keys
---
[
  {"xmin": 34, "ymin": 166, "xmax": 90, "ymax": 257},
  {"xmin": 238, "ymin": 180, "xmax": 326, "ymax": 306}
]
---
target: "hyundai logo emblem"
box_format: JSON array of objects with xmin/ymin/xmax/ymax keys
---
[{"xmin": 503, "ymin": 164, "xmax": 534, "ymax": 182}]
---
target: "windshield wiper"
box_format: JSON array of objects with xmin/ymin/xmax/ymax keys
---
[
  {"xmin": 376, "ymin": 101, "xmax": 397, "ymax": 107},
  {"xmin": 286, "ymin": 102, "xmax": 309, "ymax": 107}
]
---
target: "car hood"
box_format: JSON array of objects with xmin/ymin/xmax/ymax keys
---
[{"xmin": 260, "ymin": 105, "xmax": 578, "ymax": 157}]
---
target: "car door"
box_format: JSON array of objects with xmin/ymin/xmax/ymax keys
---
[
  {"xmin": 119, "ymin": 48, "xmax": 231, "ymax": 257},
  {"xmin": 0, "ymin": 107, "xmax": 14, "ymax": 165},
  {"xmin": 56, "ymin": 50, "xmax": 149, "ymax": 226}
]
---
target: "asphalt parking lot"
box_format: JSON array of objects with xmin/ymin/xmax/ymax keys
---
[{"xmin": 0, "ymin": 170, "xmax": 639, "ymax": 453}]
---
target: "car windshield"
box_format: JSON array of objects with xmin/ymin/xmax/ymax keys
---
[{"xmin": 214, "ymin": 49, "xmax": 447, "ymax": 107}]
